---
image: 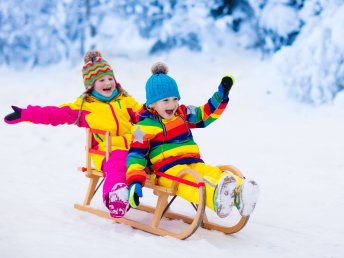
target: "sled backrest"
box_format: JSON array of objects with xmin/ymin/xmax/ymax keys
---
[
  {"xmin": 78, "ymin": 128, "xmax": 175, "ymax": 195},
  {"xmin": 84, "ymin": 128, "xmax": 111, "ymax": 177},
  {"xmin": 78, "ymin": 128, "xmax": 110, "ymax": 178}
]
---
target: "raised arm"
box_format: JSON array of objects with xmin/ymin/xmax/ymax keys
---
[{"xmin": 181, "ymin": 75, "xmax": 234, "ymax": 128}]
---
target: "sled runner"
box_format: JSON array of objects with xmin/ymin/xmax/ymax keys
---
[{"xmin": 74, "ymin": 129, "xmax": 250, "ymax": 239}]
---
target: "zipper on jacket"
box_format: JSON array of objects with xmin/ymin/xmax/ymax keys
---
[
  {"xmin": 158, "ymin": 116, "xmax": 167, "ymax": 136},
  {"xmin": 123, "ymin": 136, "xmax": 128, "ymax": 149},
  {"xmin": 110, "ymin": 101, "xmax": 129, "ymax": 149},
  {"xmin": 177, "ymin": 115, "xmax": 191, "ymax": 136},
  {"xmin": 109, "ymin": 103, "xmax": 120, "ymax": 136},
  {"xmin": 157, "ymin": 116, "xmax": 167, "ymax": 160}
]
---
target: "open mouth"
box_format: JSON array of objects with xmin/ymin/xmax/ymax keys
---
[
  {"xmin": 102, "ymin": 87, "xmax": 112, "ymax": 92},
  {"xmin": 165, "ymin": 109, "xmax": 174, "ymax": 115}
]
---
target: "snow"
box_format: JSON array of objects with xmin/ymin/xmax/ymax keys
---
[
  {"xmin": 1, "ymin": 47, "xmax": 344, "ymax": 258},
  {"xmin": 273, "ymin": 1, "xmax": 344, "ymax": 104},
  {"xmin": 260, "ymin": 3, "xmax": 300, "ymax": 37}
]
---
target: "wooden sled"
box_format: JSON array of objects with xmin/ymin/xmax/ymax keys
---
[{"xmin": 74, "ymin": 129, "xmax": 249, "ymax": 239}]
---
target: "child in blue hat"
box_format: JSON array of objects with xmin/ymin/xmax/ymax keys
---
[{"xmin": 126, "ymin": 62, "xmax": 259, "ymax": 218}]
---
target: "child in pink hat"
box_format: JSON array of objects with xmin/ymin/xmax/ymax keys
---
[{"xmin": 4, "ymin": 50, "xmax": 141, "ymax": 218}]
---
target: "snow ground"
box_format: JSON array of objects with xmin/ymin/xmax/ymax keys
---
[{"xmin": 1, "ymin": 48, "xmax": 343, "ymax": 258}]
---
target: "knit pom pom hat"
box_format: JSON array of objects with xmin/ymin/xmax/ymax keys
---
[
  {"xmin": 82, "ymin": 50, "xmax": 114, "ymax": 91},
  {"xmin": 145, "ymin": 62, "xmax": 180, "ymax": 106}
]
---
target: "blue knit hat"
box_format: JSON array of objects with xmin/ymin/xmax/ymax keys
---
[{"xmin": 146, "ymin": 62, "xmax": 180, "ymax": 106}]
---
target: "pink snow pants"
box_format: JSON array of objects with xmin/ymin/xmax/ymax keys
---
[{"xmin": 101, "ymin": 150, "xmax": 128, "ymax": 206}]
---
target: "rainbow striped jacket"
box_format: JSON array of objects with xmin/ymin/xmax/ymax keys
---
[{"xmin": 126, "ymin": 89, "xmax": 229, "ymax": 186}]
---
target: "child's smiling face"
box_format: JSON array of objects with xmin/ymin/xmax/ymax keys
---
[
  {"xmin": 152, "ymin": 97, "xmax": 179, "ymax": 120},
  {"xmin": 93, "ymin": 74, "xmax": 117, "ymax": 97}
]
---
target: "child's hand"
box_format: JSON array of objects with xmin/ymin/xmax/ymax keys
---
[
  {"xmin": 4, "ymin": 106, "xmax": 22, "ymax": 124},
  {"xmin": 128, "ymin": 183, "xmax": 143, "ymax": 208},
  {"xmin": 220, "ymin": 75, "xmax": 234, "ymax": 97}
]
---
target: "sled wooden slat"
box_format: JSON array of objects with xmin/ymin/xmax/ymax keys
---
[
  {"xmin": 137, "ymin": 203, "xmax": 249, "ymax": 234},
  {"xmin": 145, "ymin": 178, "xmax": 175, "ymax": 195},
  {"xmin": 74, "ymin": 129, "xmax": 249, "ymax": 239},
  {"xmin": 74, "ymin": 203, "xmax": 197, "ymax": 239},
  {"xmin": 74, "ymin": 204, "xmax": 178, "ymax": 237},
  {"xmin": 75, "ymin": 168, "xmax": 205, "ymax": 240}
]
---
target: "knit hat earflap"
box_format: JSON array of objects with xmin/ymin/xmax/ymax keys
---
[
  {"xmin": 145, "ymin": 62, "xmax": 180, "ymax": 106},
  {"xmin": 82, "ymin": 50, "xmax": 114, "ymax": 91}
]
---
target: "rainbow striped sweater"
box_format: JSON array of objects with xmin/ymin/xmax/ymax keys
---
[{"xmin": 126, "ymin": 89, "xmax": 229, "ymax": 186}]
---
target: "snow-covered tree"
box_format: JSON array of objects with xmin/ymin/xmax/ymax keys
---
[
  {"xmin": 0, "ymin": 0, "xmax": 112, "ymax": 67},
  {"xmin": 273, "ymin": 0, "xmax": 344, "ymax": 104},
  {"xmin": 0, "ymin": 0, "xmax": 67, "ymax": 67},
  {"xmin": 0, "ymin": 0, "xmax": 342, "ymax": 104},
  {"xmin": 112, "ymin": 0, "xmax": 209, "ymax": 54},
  {"xmin": 246, "ymin": 0, "xmax": 304, "ymax": 54}
]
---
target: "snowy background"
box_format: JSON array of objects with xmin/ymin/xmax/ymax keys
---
[
  {"xmin": 1, "ymin": 0, "xmax": 343, "ymax": 104},
  {"xmin": 1, "ymin": 0, "xmax": 344, "ymax": 258}
]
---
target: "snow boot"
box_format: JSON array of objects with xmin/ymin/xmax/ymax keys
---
[
  {"xmin": 235, "ymin": 179, "xmax": 260, "ymax": 216},
  {"xmin": 107, "ymin": 183, "xmax": 129, "ymax": 218},
  {"xmin": 213, "ymin": 174, "xmax": 237, "ymax": 218}
]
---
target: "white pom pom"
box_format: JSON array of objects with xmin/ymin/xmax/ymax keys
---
[{"xmin": 151, "ymin": 62, "xmax": 168, "ymax": 74}]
